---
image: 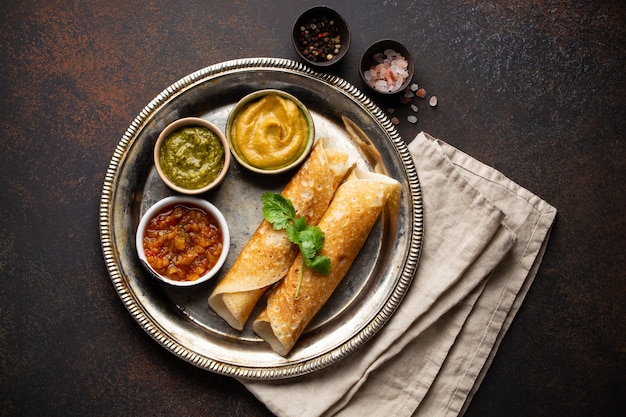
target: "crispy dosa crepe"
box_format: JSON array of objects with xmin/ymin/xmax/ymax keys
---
[
  {"xmin": 253, "ymin": 169, "xmax": 401, "ymax": 355},
  {"xmin": 209, "ymin": 138, "xmax": 353, "ymax": 330}
]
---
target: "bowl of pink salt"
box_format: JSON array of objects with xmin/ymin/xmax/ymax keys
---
[{"xmin": 360, "ymin": 39, "xmax": 414, "ymax": 95}]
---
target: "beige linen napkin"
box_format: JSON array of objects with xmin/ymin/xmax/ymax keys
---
[{"xmin": 243, "ymin": 132, "xmax": 556, "ymax": 417}]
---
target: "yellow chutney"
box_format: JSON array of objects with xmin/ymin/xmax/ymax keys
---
[{"xmin": 231, "ymin": 93, "xmax": 311, "ymax": 170}]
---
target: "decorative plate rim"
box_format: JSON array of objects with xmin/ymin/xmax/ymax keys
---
[{"xmin": 99, "ymin": 57, "xmax": 423, "ymax": 380}]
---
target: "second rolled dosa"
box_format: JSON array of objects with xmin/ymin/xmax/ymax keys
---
[
  {"xmin": 209, "ymin": 138, "xmax": 352, "ymax": 330},
  {"xmin": 253, "ymin": 169, "xmax": 401, "ymax": 355}
]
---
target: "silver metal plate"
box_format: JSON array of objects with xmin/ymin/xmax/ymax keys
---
[{"xmin": 99, "ymin": 58, "xmax": 423, "ymax": 380}]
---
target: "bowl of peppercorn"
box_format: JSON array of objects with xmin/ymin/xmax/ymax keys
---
[{"xmin": 292, "ymin": 6, "xmax": 350, "ymax": 67}]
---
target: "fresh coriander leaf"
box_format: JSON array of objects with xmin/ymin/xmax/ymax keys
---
[
  {"xmin": 292, "ymin": 216, "xmax": 308, "ymax": 233},
  {"xmin": 260, "ymin": 192, "xmax": 331, "ymax": 299},
  {"xmin": 305, "ymin": 226, "xmax": 325, "ymax": 249},
  {"xmin": 286, "ymin": 216, "xmax": 307, "ymax": 245},
  {"xmin": 307, "ymin": 255, "xmax": 331, "ymax": 275},
  {"xmin": 261, "ymin": 192, "xmax": 295, "ymax": 230},
  {"xmin": 298, "ymin": 226, "xmax": 325, "ymax": 259},
  {"xmin": 299, "ymin": 238, "xmax": 318, "ymax": 260},
  {"xmin": 286, "ymin": 223, "xmax": 300, "ymax": 245}
]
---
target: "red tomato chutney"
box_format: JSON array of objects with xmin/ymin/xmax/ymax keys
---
[{"xmin": 142, "ymin": 203, "xmax": 223, "ymax": 282}]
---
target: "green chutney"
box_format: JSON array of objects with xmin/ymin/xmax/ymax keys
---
[{"xmin": 159, "ymin": 126, "xmax": 224, "ymax": 189}]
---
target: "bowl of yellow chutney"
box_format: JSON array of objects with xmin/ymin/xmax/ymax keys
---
[
  {"xmin": 226, "ymin": 89, "xmax": 315, "ymax": 175},
  {"xmin": 154, "ymin": 117, "xmax": 230, "ymax": 194}
]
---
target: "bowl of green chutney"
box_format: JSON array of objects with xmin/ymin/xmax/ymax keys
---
[{"xmin": 154, "ymin": 117, "xmax": 231, "ymax": 195}]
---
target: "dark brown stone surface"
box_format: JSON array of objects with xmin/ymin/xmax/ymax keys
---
[{"xmin": 1, "ymin": 1, "xmax": 624, "ymax": 416}]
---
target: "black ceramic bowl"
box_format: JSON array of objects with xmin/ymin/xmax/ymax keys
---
[
  {"xmin": 292, "ymin": 6, "xmax": 351, "ymax": 67},
  {"xmin": 360, "ymin": 39, "xmax": 414, "ymax": 95}
]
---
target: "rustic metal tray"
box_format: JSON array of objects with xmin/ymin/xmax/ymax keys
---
[{"xmin": 99, "ymin": 58, "xmax": 423, "ymax": 379}]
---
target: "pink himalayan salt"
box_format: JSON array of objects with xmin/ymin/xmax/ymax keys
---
[{"xmin": 363, "ymin": 49, "xmax": 410, "ymax": 93}]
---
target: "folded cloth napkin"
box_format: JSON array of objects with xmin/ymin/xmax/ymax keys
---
[{"xmin": 242, "ymin": 132, "xmax": 557, "ymax": 417}]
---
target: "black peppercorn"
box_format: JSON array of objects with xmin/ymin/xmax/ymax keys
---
[{"xmin": 297, "ymin": 14, "xmax": 341, "ymax": 62}]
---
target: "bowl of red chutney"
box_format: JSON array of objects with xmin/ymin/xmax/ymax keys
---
[
  {"xmin": 154, "ymin": 117, "xmax": 230, "ymax": 194},
  {"xmin": 136, "ymin": 196, "xmax": 230, "ymax": 287}
]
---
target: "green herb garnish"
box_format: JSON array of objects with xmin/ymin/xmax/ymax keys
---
[{"xmin": 261, "ymin": 192, "xmax": 331, "ymax": 298}]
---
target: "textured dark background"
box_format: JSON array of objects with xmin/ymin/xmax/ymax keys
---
[{"xmin": 1, "ymin": 1, "xmax": 624, "ymax": 416}]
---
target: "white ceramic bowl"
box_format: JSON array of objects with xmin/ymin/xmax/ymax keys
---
[
  {"xmin": 136, "ymin": 196, "xmax": 230, "ymax": 287},
  {"xmin": 154, "ymin": 117, "xmax": 231, "ymax": 194}
]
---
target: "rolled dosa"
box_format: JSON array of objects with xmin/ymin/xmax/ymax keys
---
[
  {"xmin": 253, "ymin": 169, "xmax": 401, "ymax": 355},
  {"xmin": 209, "ymin": 138, "xmax": 353, "ymax": 330}
]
